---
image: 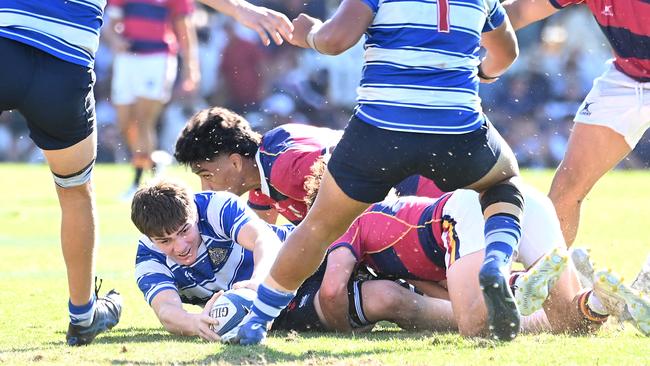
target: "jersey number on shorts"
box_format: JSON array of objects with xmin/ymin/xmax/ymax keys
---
[{"xmin": 437, "ymin": 0, "xmax": 450, "ymax": 33}]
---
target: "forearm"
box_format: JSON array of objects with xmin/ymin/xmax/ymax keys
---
[
  {"xmin": 176, "ymin": 19, "xmax": 200, "ymax": 74},
  {"xmin": 480, "ymin": 19, "xmax": 519, "ymax": 78},
  {"xmin": 502, "ymin": 0, "xmax": 559, "ymax": 31},
  {"xmin": 318, "ymin": 288, "xmax": 353, "ymax": 332},
  {"xmin": 156, "ymin": 304, "xmax": 199, "ymax": 336},
  {"xmin": 197, "ymin": 0, "xmax": 246, "ymax": 17},
  {"xmin": 251, "ymin": 237, "xmax": 282, "ymax": 283}
]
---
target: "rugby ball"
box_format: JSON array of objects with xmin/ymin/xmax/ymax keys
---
[{"xmin": 209, "ymin": 288, "xmax": 255, "ymax": 336}]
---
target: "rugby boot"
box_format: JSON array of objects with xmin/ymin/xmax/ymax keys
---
[
  {"xmin": 631, "ymin": 255, "xmax": 650, "ymax": 294},
  {"xmin": 594, "ymin": 269, "xmax": 650, "ymax": 336},
  {"xmin": 514, "ymin": 247, "xmax": 568, "ymax": 316},
  {"xmin": 479, "ymin": 259, "xmax": 521, "ymax": 341},
  {"xmin": 572, "ymin": 248, "xmax": 633, "ymax": 321},
  {"xmin": 66, "ymin": 289, "xmax": 122, "ymax": 346}
]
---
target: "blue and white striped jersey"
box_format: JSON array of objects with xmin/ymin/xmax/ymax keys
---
[
  {"xmin": 355, "ymin": 0, "xmax": 506, "ymax": 134},
  {"xmin": 0, "ymin": 1, "xmax": 106, "ymax": 68},
  {"xmin": 135, "ymin": 191, "xmax": 294, "ymax": 306}
]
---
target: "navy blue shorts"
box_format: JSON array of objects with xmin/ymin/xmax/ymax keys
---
[
  {"xmin": 328, "ymin": 116, "xmax": 505, "ymax": 203},
  {"xmin": 0, "ymin": 37, "xmax": 96, "ymax": 150}
]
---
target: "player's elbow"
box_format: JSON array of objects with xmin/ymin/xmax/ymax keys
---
[
  {"xmin": 319, "ymin": 282, "xmax": 347, "ymax": 306},
  {"xmin": 316, "ymin": 32, "xmax": 354, "ymax": 56}
]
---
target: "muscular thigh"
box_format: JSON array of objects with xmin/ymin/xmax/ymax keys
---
[{"xmin": 417, "ymin": 121, "xmax": 517, "ymax": 192}]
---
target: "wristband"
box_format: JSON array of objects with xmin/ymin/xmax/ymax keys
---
[
  {"xmin": 477, "ymin": 64, "xmax": 499, "ymax": 80},
  {"xmin": 306, "ymin": 23, "xmax": 323, "ymax": 53}
]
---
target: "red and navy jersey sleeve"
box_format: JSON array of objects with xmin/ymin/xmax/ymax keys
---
[
  {"xmin": 108, "ymin": 0, "xmax": 125, "ymax": 8},
  {"xmin": 247, "ymin": 189, "xmax": 275, "ymax": 211},
  {"xmin": 548, "ymin": 0, "xmax": 584, "ymax": 9}
]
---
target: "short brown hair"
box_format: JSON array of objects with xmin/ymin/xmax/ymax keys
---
[{"xmin": 131, "ymin": 180, "xmax": 197, "ymax": 238}]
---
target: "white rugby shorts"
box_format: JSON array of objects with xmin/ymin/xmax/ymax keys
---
[
  {"xmin": 111, "ymin": 52, "xmax": 177, "ymax": 105},
  {"xmin": 442, "ymin": 186, "xmax": 563, "ymax": 270},
  {"xmin": 574, "ymin": 60, "xmax": 650, "ymax": 148}
]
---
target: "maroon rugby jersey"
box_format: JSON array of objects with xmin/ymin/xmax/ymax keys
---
[{"xmin": 550, "ymin": 0, "xmax": 650, "ymax": 81}]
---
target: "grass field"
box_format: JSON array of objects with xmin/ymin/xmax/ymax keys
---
[{"xmin": 0, "ymin": 164, "xmax": 648, "ymax": 365}]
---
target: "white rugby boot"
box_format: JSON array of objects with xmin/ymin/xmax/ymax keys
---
[
  {"xmin": 631, "ymin": 255, "xmax": 650, "ymax": 294},
  {"xmin": 594, "ymin": 269, "xmax": 650, "ymax": 336},
  {"xmin": 514, "ymin": 247, "xmax": 568, "ymax": 316}
]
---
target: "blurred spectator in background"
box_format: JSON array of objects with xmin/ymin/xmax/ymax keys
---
[{"xmin": 103, "ymin": 0, "xmax": 200, "ymax": 197}]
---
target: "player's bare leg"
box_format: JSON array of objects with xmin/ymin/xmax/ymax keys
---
[
  {"xmin": 44, "ymin": 132, "xmax": 97, "ymax": 306},
  {"xmin": 445, "ymin": 250, "xmax": 491, "ymax": 337},
  {"xmin": 360, "ymin": 280, "xmax": 456, "ymax": 331},
  {"xmin": 549, "ymin": 123, "xmax": 630, "ymax": 246},
  {"xmin": 133, "ymin": 97, "xmax": 165, "ymax": 169},
  {"xmin": 269, "ymin": 169, "xmax": 369, "ymax": 291},
  {"xmin": 43, "ymin": 131, "xmax": 122, "ymax": 346},
  {"xmin": 227, "ymin": 169, "xmax": 370, "ymax": 344},
  {"xmin": 466, "ymin": 140, "xmax": 523, "ymax": 341}
]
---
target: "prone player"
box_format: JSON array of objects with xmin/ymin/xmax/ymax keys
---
[
  {"xmin": 304, "ymin": 160, "xmax": 650, "ymax": 337},
  {"xmin": 131, "ymin": 179, "xmax": 451, "ymax": 339}
]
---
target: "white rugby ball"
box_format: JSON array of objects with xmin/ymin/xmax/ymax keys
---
[{"xmin": 209, "ymin": 288, "xmax": 255, "ymax": 336}]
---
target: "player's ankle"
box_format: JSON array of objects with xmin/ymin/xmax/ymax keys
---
[{"xmin": 251, "ymin": 283, "xmax": 295, "ymax": 322}]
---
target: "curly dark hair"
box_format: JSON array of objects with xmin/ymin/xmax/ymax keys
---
[{"xmin": 174, "ymin": 107, "xmax": 262, "ymax": 165}]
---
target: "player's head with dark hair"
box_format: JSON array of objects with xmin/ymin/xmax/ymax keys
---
[
  {"xmin": 174, "ymin": 107, "xmax": 262, "ymax": 195},
  {"xmin": 304, "ymin": 157, "xmax": 327, "ymax": 209},
  {"xmin": 131, "ymin": 180, "xmax": 201, "ymax": 265}
]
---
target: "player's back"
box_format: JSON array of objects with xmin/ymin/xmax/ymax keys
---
[
  {"xmin": 356, "ymin": 0, "xmax": 505, "ymax": 134},
  {"xmin": 353, "ymin": 196, "xmax": 448, "ymax": 281},
  {"xmin": 0, "ymin": 0, "xmax": 105, "ymax": 67}
]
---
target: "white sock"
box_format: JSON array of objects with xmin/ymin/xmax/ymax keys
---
[{"xmin": 587, "ymin": 292, "xmax": 608, "ymax": 315}]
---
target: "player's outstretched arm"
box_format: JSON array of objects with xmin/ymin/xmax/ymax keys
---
[
  {"xmin": 502, "ymin": 0, "xmax": 559, "ymax": 31},
  {"xmin": 198, "ymin": 0, "xmax": 293, "ymax": 46},
  {"xmin": 236, "ymin": 219, "xmax": 284, "ymax": 288},
  {"xmin": 151, "ymin": 290, "xmax": 222, "ymax": 341},
  {"xmin": 479, "ymin": 17, "xmax": 519, "ymax": 82},
  {"xmin": 318, "ymin": 247, "xmax": 358, "ymax": 331},
  {"xmin": 289, "ymin": 0, "xmax": 374, "ymax": 55}
]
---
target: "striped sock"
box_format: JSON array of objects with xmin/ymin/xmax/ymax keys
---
[
  {"xmin": 484, "ymin": 214, "xmax": 521, "ymax": 265},
  {"xmin": 69, "ymin": 295, "xmax": 96, "ymax": 327},
  {"xmin": 251, "ymin": 283, "xmax": 295, "ymax": 322}
]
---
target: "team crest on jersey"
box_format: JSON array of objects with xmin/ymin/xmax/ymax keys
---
[{"xmin": 208, "ymin": 247, "xmax": 228, "ymax": 267}]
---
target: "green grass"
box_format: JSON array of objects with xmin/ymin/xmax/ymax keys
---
[{"xmin": 0, "ymin": 164, "xmax": 648, "ymax": 365}]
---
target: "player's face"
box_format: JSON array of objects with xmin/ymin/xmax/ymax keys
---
[
  {"xmin": 150, "ymin": 221, "xmax": 201, "ymax": 265},
  {"xmin": 191, "ymin": 155, "xmax": 246, "ymax": 195}
]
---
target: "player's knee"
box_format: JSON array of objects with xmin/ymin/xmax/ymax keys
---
[
  {"xmin": 480, "ymin": 182, "xmax": 524, "ymax": 214},
  {"xmin": 52, "ymin": 159, "xmax": 95, "ymax": 189}
]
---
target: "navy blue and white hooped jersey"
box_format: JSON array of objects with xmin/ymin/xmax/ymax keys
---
[
  {"xmin": 0, "ymin": 0, "xmax": 106, "ymax": 68},
  {"xmin": 134, "ymin": 191, "xmax": 294, "ymax": 306},
  {"xmin": 355, "ymin": 0, "xmax": 506, "ymax": 134}
]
